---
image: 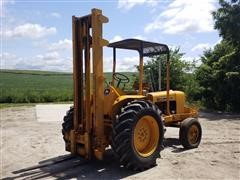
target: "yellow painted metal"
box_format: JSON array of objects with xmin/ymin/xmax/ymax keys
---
[
  {"xmin": 85, "ymin": 20, "xmax": 91, "ymax": 134},
  {"xmin": 163, "ymin": 111, "xmax": 198, "ymax": 124},
  {"xmin": 188, "ymin": 124, "xmax": 199, "ymax": 145},
  {"xmin": 166, "ymin": 58, "xmax": 170, "ymax": 115},
  {"xmin": 83, "ymin": 18, "xmax": 92, "ymax": 159},
  {"xmin": 98, "ymin": 14, "xmax": 109, "ymax": 23},
  {"xmin": 110, "ymin": 94, "xmax": 145, "ymax": 120},
  {"xmin": 111, "ymin": 86, "xmax": 121, "ymax": 96},
  {"xmin": 72, "ymin": 16, "xmax": 77, "ymax": 132},
  {"xmin": 111, "ymin": 48, "xmax": 116, "ymax": 86},
  {"xmin": 139, "ymin": 55, "xmax": 143, "ymax": 95},
  {"xmin": 100, "ymin": 39, "xmax": 109, "ymax": 46},
  {"xmin": 147, "ymin": 90, "xmax": 185, "ymax": 114},
  {"xmin": 148, "ymin": 90, "xmax": 180, "ymax": 100},
  {"xmin": 114, "ymin": 87, "xmax": 126, "ymax": 96},
  {"xmin": 113, "ymin": 95, "xmax": 145, "ymax": 106},
  {"xmin": 103, "ymin": 85, "xmax": 145, "ymax": 120},
  {"xmin": 103, "ymin": 86, "xmax": 120, "ymax": 115},
  {"xmin": 72, "ymin": 16, "xmax": 81, "ymax": 133},
  {"xmin": 84, "ymin": 132, "xmax": 90, "ymax": 158},
  {"xmin": 69, "ymin": 8, "xmax": 199, "ymax": 161},
  {"xmin": 91, "ymin": 9, "xmax": 109, "ymax": 156},
  {"xmin": 162, "ymin": 106, "xmax": 198, "ymax": 124},
  {"xmin": 70, "ymin": 9, "xmax": 109, "ymax": 160},
  {"xmin": 147, "ymin": 90, "xmax": 198, "ymax": 124},
  {"xmin": 77, "ymin": 147, "xmax": 86, "ymax": 156},
  {"xmin": 70, "ymin": 130, "xmax": 76, "ymax": 154},
  {"xmin": 72, "ymin": 16, "xmax": 84, "ymax": 155},
  {"xmin": 94, "ymin": 149, "xmax": 104, "ymax": 160},
  {"xmin": 133, "ymin": 115, "xmax": 159, "ymax": 157},
  {"xmin": 163, "ymin": 115, "xmax": 173, "ymax": 123}
]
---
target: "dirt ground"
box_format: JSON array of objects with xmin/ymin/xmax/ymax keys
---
[{"xmin": 1, "ymin": 106, "xmax": 240, "ymax": 180}]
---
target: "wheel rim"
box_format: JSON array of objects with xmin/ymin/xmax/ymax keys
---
[
  {"xmin": 188, "ymin": 124, "xmax": 199, "ymax": 145},
  {"xmin": 133, "ymin": 115, "xmax": 159, "ymax": 157}
]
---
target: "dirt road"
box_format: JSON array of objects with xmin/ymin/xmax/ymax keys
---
[{"xmin": 1, "ymin": 106, "xmax": 240, "ymax": 179}]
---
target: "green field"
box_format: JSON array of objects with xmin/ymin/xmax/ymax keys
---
[{"xmin": 0, "ymin": 69, "xmax": 137, "ymax": 103}]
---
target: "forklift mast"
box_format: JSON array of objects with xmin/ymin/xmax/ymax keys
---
[
  {"xmin": 62, "ymin": 9, "xmax": 201, "ymax": 169},
  {"xmin": 71, "ymin": 9, "xmax": 108, "ymax": 160}
]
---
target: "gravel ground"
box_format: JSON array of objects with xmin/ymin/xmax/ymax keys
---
[{"xmin": 1, "ymin": 106, "xmax": 240, "ymax": 179}]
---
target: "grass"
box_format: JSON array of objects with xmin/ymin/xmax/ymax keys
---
[
  {"xmin": 0, "ymin": 69, "xmax": 137, "ymax": 104},
  {"xmin": 1, "ymin": 69, "xmax": 73, "ymax": 103}
]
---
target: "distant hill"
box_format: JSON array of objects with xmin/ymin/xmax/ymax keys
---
[{"xmin": 0, "ymin": 69, "xmax": 137, "ymax": 103}]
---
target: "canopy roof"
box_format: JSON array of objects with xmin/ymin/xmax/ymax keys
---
[{"xmin": 108, "ymin": 39, "xmax": 169, "ymax": 57}]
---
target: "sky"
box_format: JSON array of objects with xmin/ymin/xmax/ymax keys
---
[{"xmin": 1, "ymin": 0, "xmax": 221, "ymax": 72}]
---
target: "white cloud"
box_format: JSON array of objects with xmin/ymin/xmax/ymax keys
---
[
  {"xmin": 1, "ymin": 51, "xmax": 72, "ymax": 72},
  {"xmin": 118, "ymin": 0, "xmax": 158, "ymax": 10},
  {"xmin": 133, "ymin": 35, "xmax": 146, "ymax": 40},
  {"xmin": 183, "ymin": 56, "xmax": 195, "ymax": 62},
  {"xmin": 191, "ymin": 43, "xmax": 211, "ymax": 52},
  {"xmin": 118, "ymin": 56, "xmax": 139, "ymax": 72},
  {"xmin": 48, "ymin": 38, "xmax": 72, "ymax": 51},
  {"xmin": 110, "ymin": 35, "xmax": 147, "ymax": 43},
  {"xmin": 36, "ymin": 52, "xmax": 60, "ymax": 61},
  {"xmin": 110, "ymin": 35, "xmax": 123, "ymax": 43},
  {"xmin": 1, "ymin": 51, "xmax": 138, "ymax": 72},
  {"xmin": 104, "ymin": 56, "xmax": 138, "ymax": 72},
  {"xmin": 50, "ymin": 12, "xmax": 61, "ymax": 18},
  {"xmin": 145, "ymin": 0, "xmax": 216, "ymax": 34},
  {"xmin": 3, "ymin": 23, "xmax": 56, "ymax": 39},
  {"xmin": 0, "ymin": 52, "xmax": 22, "ymax": 69},
  {"xmin": 0, "ymin": 52, "xmax": 16, "ymax": 61},
  {"xmin": 182, "ymin": 56, "xmax": 201, "ymax": 67},
  {"xmin": 18, "ymin": 52, "xmax": 72, "ymax": 72},
  {"xmin": 191, "ymin": 38, "xmax": 223, "ymax": 52}
]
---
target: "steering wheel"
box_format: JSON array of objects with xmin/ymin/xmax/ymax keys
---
[{"xmin": 113, "ymin": 73, "xmax": 130, "ymax": 87}]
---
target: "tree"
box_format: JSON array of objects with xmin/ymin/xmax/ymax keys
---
[
  {"xmin": 213, "ymin": 0, "xmax": 240, "ymax": 46},
  {"xmin": 196, "ymin": 0, "xmax": 240, "ymax": 111},
  {"xmin": 142, "ymin": 48, "xmax": 197, "ymax": 100}
]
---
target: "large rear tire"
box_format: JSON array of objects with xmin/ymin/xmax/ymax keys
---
[{"xmin": 112, "ymin": 100, "xmax": 164, "ymax": 171}]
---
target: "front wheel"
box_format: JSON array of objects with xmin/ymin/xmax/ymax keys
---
[
  {"xmin": 179, "ymin": 118, "xmax": 202, "ymax": 149},
  {"xmin": 112, "ymin": 100, "xmax": 164, "ymax": 171}
]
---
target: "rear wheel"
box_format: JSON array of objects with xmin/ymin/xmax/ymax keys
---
[
  {"xmin": 179, "ymin": 118, "xmax": 202, "ymax": 149},
  {"xmin": 112, "ymin": 100, "xmax": 164, "ymax": 170}
]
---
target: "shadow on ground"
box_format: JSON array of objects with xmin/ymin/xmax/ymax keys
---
[
  {"xmin": 3, "ymin": 151, "xmax": 136, "ymax": 180},
  {"xmin": 3, "ymin": 138, "xmax": 185, "ymax": 179},
  {"xmin": 163, "ymin": 138, "xmax": 187, "ymax": 153}
]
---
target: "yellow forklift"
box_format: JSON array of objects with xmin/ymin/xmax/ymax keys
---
[{"xmin": 62, "ymin": 9, "xmax": 202, "ymax": 170}]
